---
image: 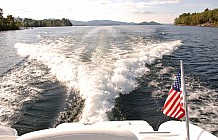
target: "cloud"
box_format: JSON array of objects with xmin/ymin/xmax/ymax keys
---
[
  {"xmin": 114, "ymin": 0, "xmax": 180, "ymax": 14},
  {"xmin": 15, "ymin": 9, "xmax": 29, "ymax": 12},
  {"xmin": 133, "ymin": 10, "xmax": 157, "ymax": 14},
  {"xmin": 148, "ymin": 0, "xmax": 180, "ymax": 5},
  {"xmin": 98, "ymin": 0, "xmax": 109, "ymax": 5},
  {"xmin": 126, "ymin": 0, "xmax": 180, "ymax": 7},
  {"xmin": 0, "ymin": 0, "xmax": 181, "ymax": 23}
]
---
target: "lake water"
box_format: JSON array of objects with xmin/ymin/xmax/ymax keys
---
[{"xmin": 0, "ymin": 25, "xmax": 217, "ymax": 136}]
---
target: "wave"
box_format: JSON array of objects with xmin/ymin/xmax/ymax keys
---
[
  {"xmin": 0, "ymin": 60, "xmax": 52, "ymax": 126},
  {"xmin": 14, "ymin": 36, "xmax": 182, "ymax": 124}
]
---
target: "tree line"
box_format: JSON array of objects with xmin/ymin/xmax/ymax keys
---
[
  {"xmin": 0, "ymin": 8, "xmax": 72, "ymax": 31},
  {"xmin": 21, "ymin": 18, "xmax": 72, "ymax": 27},
  {"xmin": 174, "ymin": 8, "xmax": 218, "ymax": 26}
]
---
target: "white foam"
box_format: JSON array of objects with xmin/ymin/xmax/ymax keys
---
[
  {"xmin": 188, "ymin": 87, "xmax": 218, "ymax": 133},
  {"xmin": 14, "ymin": 34, "xmax": 182, "ymax": 124},
  {"xmin": 0, "ymin": 64, "xmax": 47, "ymax": 126}
]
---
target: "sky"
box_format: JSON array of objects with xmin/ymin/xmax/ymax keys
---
[{"xmin": 0, "ymin": 0, "xmax": 218, "ymax": 23}]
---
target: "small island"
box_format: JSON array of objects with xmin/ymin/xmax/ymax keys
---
[
  {"xmin": 0, "ymin": 8, "xmax": 72, "ymax": 31},
  {"xmin": 174, "ymin": 8, "xmax": 218, "ymax": 27},
  {"xmin": 138, "ymin": 21, "xmax": 162, "ymax": 25}
]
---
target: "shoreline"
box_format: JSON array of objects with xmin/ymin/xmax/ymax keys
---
[{"xmin": 176, "ymin": 23, "xmax": 218, "ymax": 27}]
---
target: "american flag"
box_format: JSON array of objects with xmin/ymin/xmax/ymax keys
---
[{"xmin": 163, "ymin": 70, "xmax": 185, "ymax": 120}]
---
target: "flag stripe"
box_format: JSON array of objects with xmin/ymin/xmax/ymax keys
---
[
  {"xmin": 164, "ymin": 92, "xmax": 180, "ymax": 117},
  {"xmin": 163, "ymin": 89, "xmax": 178, "ymax": 109},
  {"xmin": 168, "ymin": 96, "xmax": 181, "ymax": 117},
  {"xmin": 163, "ymin": 90, "xmax": 180, "ymax": 115}
]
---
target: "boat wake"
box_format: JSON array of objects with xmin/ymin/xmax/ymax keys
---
[{"xmin": 13, "ymin": 27, "xmax": 182, "ymax": 124}]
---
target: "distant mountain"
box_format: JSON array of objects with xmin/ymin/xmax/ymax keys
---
[
  {"xmin": 70, "ymin": 20, "xmax": 87, "ymax": 26},
  {"xmin": 87, "ymin": 20, "xmax": 135, "ymax": 26},
  {"xmin": 138, "ymin": 21, "xmax": 162, "ymax": 25},
  {"xmin": 70, "ymin": 20, "xmax": 135, "ymax": 26},
  {"xmin": 70, "ymin": 20, "xmax": 161, "ymax": 26}
]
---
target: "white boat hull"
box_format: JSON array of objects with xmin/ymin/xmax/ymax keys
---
[{"xmin": 0, "ymin": 120, "xmax": 217, "ymax": 140}]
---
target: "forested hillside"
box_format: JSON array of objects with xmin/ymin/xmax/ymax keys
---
[
  {"xmin": 174, "ymin": 8, "xmax": 218, "ymax": 27},
  {"xmin": 0, "ymin": 8, "xmax": 19, "ymax": 31},
  {"xmin": 21, "ymin": 18, "xmax": 72, "ymax": 27}
]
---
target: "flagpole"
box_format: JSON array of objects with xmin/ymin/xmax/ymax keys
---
[{"xmin": 180, "ymin": 60, "xmax": 190, "ymax": 140}]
